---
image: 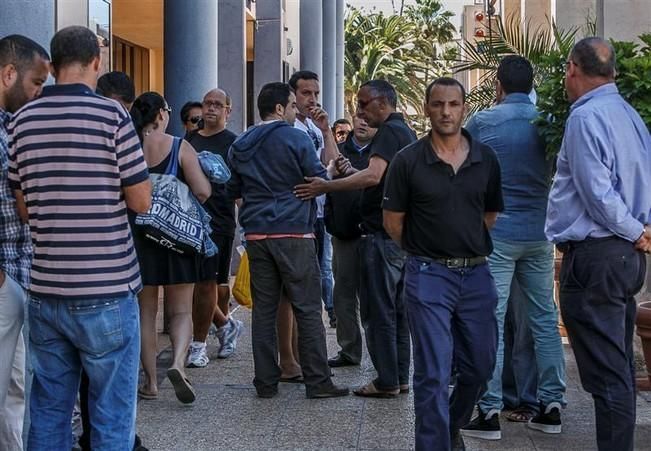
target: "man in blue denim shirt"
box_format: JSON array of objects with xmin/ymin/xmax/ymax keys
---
[
  {"xmin": 462, "ymin": 56, "xmax": 566, "ymax": 441},
  {"xmin": 546, "ymin": 37, "xmax": 651, "ymax": 451}
]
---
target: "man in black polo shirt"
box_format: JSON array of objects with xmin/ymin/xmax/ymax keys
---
[
  {"xmin": 295, "ymin": 80, "xmax": 416, "ymax": 398},
  {"xmin": 383, "ymin": 77, "xmax": 503, "ymax": 451}
]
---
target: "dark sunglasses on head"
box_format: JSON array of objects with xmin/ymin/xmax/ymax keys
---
[{"xmin": 188, "ymin": 116, "xmax": 202, "ymax": 125}]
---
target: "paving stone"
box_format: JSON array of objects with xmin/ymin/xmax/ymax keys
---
[{"xmin": 137, "ymin": 306, "xmax": 651, "ymax": 450}]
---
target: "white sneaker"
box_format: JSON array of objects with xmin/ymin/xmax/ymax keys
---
[
  {"xmin": 217, "ymin": 319, "xmax": 244, "ymax": 359},
  {"xmin": 186, "ymin": 341, "xmax": 209, "ymax": 368}
]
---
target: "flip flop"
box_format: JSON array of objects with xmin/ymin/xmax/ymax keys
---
[
  {"xmin": 137, "ymin": 387, "xmax": 158, "ymax": 400},
  {"xmin": 279, "ymin": 374, "xmax": 305, "ymax": 383},
  {"xmin": 353, "ymin": 381, "xmax": 399, "ymax": 398},
  {"xmin": 166, "ymin": 368, "xmax": 196, "ymax": 404},
  {"xmin": 399, "ymin": 384, "xmax": 410, "ymax": 394},
  {"xmin": 506, "ymin": 406, "xmax": 537, "ymax": 423}
]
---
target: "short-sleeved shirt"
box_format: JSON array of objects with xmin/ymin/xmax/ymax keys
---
[
  {"xmin": 7, "ymin": 83, "xmax": 149, "ymax": 300},
  {"xmin": 360, "ymin": 113, "xmax": 417, "ymax": 232},
  {"xmin": 186, "ymin": 129, "xmax": 238, "ymax": 237},
  {"xmin": 383, "ymin": 129, "xmax": 503, "ymax": 258},
  {"xmin": 294, "ymin": 117, "xmax": 326, "ymax": 218}
]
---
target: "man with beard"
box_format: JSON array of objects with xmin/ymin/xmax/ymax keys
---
[{"xmin": 0, "ymin": 34, "xmax": 49, "ymax": 450}]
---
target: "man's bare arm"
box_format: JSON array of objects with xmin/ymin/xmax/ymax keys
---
[
  {"xmin": 294, "ymin": 156, "xmax": 388, "ymax": 199},
  {"xmin": 383, "ymin": 210, "xmax": 405, "ymax": 247},
  {"xmin": 13, "ymin": 189, "xmax": 28, "ymax": 224},
  {"xmin": 123, "ymin": 179, "xmax": 153, "ymax": 214},
  {"xmin": 484, "ymin": 211, "xmax": 499, "ymax": 230}
]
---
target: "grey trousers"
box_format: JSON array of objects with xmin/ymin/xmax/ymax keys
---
[
  {"xmin": 247, "ymin": 238, "xmax": 333, "ymax": 396},
  {"xmin": 332, "ymin": 237, "xmax": 363, "ymax": 363},
  {"xmin": 0, "ymin": 274, "xmax": 26, "ymax": 451}
]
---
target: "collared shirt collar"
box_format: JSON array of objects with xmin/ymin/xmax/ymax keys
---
[
  {"xmin": 384, "ymin": 112, "xmax": 404, "ymax": 123},
  {"xmin": 570, "ymin": 82, "xmax": 618, "ymax": 112},
  {"xmin": 424, "ymin": 128, "xmax": 482, "ymax": 166},
  {"xmin": 41, "ymin": 83, "xmax": 95, "ymax": 97},
  {"xmin": 501, "ymin": 92, "xmax": 533, "ymax": 105}
]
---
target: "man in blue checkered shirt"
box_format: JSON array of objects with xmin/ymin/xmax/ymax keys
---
[{"xmin": 0, "ymin": 35, "xmax": 49, "ymax": 449}]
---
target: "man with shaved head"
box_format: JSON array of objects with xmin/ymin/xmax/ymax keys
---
[
  {"xmin": 187, "ymin": 88, "xmax": 243, "ymax": 368},
  {"xmin": 546, "ymin": 37, "xmax": 651, "ymax": 451}
]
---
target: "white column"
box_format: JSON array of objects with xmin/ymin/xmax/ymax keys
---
[
  {"xmin": 299, "ymin": 0, "xmax": 323, "ymax": 78},
  {"xmin": 335, "ymin": 0, "xmax": 345, "ymax": 119}
]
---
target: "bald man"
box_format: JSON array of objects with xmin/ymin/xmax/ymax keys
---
[
  {"xmin": 187, "ymin": 89, "xmax": 243, "ymax": 368},
  {"xmin": 546, "ymin": 37, "xmax": 651, "ymax": 451}
]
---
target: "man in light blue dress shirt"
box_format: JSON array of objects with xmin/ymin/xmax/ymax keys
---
[{"xmin": 546, "ymin": 37, "xmax": 651, "ymax": 451}]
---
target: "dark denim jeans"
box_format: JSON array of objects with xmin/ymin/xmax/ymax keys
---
[
  {"xmin": 27, "ymin": 293, "xmax": 140, "ymax": 451},
  {"xmin": 404, "ymin": 256, "xmax": 497, "ymax": 451},
  {"xmin": 247, "ymin": 238, "xmax": 333, "ymax": 396},
  {"xmin": 559, "ymin": 237, "xmax": 646, "ymax": 451},
  {"xmin": 358, "ymin": 232, "xmax": 410, "ymax": 390}
]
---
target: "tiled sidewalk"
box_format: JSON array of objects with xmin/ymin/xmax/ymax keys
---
[{"xmin": 137, "ymin": 306, "xmax": 651, "ymax": 450}]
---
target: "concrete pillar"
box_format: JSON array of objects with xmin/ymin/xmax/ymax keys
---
[
  {"xmin": 253, "ymin": 0, "xmax": 283, "ymax": 122},
  {"xmin": 335, "ymin": 0, "xmax": 345, "ymax": 119},
  {"xmin": 164, "ymin": 0, "xmax": 219, "ymax": 137},
  {"xmin": 299, "ymin": 0, "xmax": 323, "ymax": 78},
  {"xmin": 218, "ymin": 0, "xmax": 247, "ymax": 134},
  {"xmin": 0, "ymin": 0, "xmax": 55, "ymax": 52},
  {"xmin": 322, "ymin": 0, "xmax": 336, "ymax": 120}
]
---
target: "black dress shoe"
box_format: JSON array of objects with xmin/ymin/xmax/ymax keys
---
[
  {"xmin": 328, "ymin": 354, "xmax": 358, "ymax": 367},
  {"xmin": 306, "ymin": 384, "xmax": 350, "ymax": 399}
]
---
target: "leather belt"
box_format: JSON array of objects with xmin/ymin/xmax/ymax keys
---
[{"xmin": 430, "ymin": 256, "xmax": 486, "ymax": 268}]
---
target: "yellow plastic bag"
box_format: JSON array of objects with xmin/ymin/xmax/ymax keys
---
[{"xmin": 232, "ymin": 251, "xmax": 252, "ymax": 309}]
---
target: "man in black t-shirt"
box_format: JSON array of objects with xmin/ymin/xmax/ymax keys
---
[
  {"xmin": 295, "ymin": 80, "xmax": 416, "ymax": 399},
  {"xmin": 324, "ymin": 115, "xmax": 376, "ymax": 368},
  {"xmin": 187, "ymin": 88, "xmax": 243, "ymax": 368},
  {"xmin": 383, "ymin": 77, "xmax": 503, "ymax": 451}
]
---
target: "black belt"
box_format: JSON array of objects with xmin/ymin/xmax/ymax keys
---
[
  {"xmin": 415, "ymin": 255, "xmax": 486, "ymax": 269},
  {"xmin": 556, "ymin": 236, "xmax": 621, "ymax": 253}
]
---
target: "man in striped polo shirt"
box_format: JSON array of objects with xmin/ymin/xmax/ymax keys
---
[{"xmin": 7, "ymin": 26, "xmax": 151, "ymax": 450}]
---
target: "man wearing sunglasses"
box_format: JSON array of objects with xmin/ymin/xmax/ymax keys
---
[
  {"xmin": 187, "ymin": 88, "xmax": 244, "ymax": 369},
  {"xmin": 295, "ymin": 80, "xmax": 416, "ymax": 398}
]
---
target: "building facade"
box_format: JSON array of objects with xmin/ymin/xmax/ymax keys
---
[{"xmin": 0, "ymin": 0, "xmax": 346, "ymax": 135}]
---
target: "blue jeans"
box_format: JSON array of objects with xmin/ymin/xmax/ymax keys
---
[
  {"xmin": 478, "ymin": 239, "xmax": 566, "ymax": 413},
  {"xmin": 502, "ymin": 280, "xmax": 538, "ymax": 411},
  {"xmin": 405, "ymin": 256, "xmax": 497, "ymax": 451},
  {"xmin": 315, "ymin": 218, "xmax": 334, "ymax": 315},
  {"xmin": 27, "ymin": 294, "xmax": 140, "ymax": 451}
]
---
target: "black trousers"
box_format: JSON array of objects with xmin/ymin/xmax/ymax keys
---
[
  {"xmin": 358, "ymin": 232, "xmax": 410, "ymax": 390},
  {"xmin": 247, "ymin": 238, "xmax": 333, "ymax": 396},
  {"xmin": 559, "ymin": 237, "xmax": 646, "ymax": 451}
]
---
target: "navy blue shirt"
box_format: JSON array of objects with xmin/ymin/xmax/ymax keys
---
[{"xmin": 466, "ymin": 93, "xmax": 550, "ymax": 242}]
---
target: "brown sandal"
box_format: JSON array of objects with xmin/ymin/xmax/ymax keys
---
[
  {"xmin": 353, "ymin": 381, "xmax": 399, "ymax": 398},
  {"xmin": 506, "ymin": 406, "xmax": 537, "ymax": 422}
]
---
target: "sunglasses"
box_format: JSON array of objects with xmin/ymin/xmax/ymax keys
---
[{"xmin": 188, "ymin": 116, "xmax": 202, "ymax": 125}]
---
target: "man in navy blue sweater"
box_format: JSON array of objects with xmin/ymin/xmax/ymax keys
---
[{"xmin": 226, "ymin": 82, "xmax": 349, "ymax": 399}]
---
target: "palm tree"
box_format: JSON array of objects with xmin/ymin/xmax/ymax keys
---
[
  {"xmin": 452, "ymin": 13, "xmax": 579, "ymax": 116},
  {"xmin": 344, "ymin": 1, "xmax": 457, "ymax": 133}
]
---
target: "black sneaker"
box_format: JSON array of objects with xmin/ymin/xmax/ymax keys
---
[
  {"xmin": 451, "ymin": 431, "xmax": 466, "ymax": 451},
  {"xmin": 460, "ymin": 408, "xmax": 501, "ymax": 440},
  {"xmin": 527, "ymin": 401, "xmax": 562, "ymax": 434},
  {"xmin": 306, "ymin": 384, "xmax": 350, "ymax": 399}
]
